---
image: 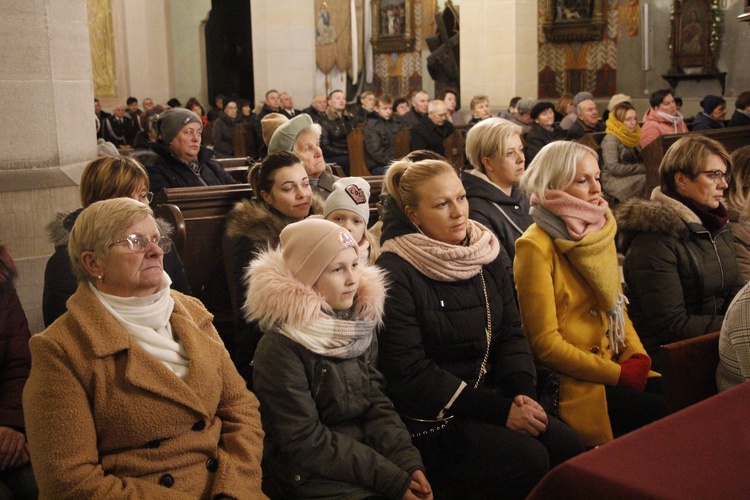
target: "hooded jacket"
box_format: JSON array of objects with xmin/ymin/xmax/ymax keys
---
[
  {"xmin": 640, "ymin": 108, "xmax": 689, "ymax": 149},
  {"xmin": 224, "ymin": 196, "xmax": 324, "ymax": 384},
  {"xmin": 133, "ymin": 142, "xmax": 237, "ymax": 193},
  {"xmin": 375, "ymin": 197, "xmax": 537, "ymax": 424},
  {"xmin": 246, "ymin": 248, "xmax": 423, "ymax": 498},
  {"xmin": 616, "ymin": 188, "xmax": 745, "ymax": 359},
  {"xmin": 42, "ymin": 209, "xmax": 192, "ymax": 327}
]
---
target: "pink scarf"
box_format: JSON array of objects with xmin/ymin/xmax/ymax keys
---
[
  {"xmin": 530, "ymin": 190, "xmax": 608, "ymax": 241},
  {"xmin": 381, "ymin": 220, "xmax": 500, "ymax": 282}
]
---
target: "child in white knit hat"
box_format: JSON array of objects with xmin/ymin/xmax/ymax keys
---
[
  {"xmin": 324, "ymin": 176, "xmax": 381, "ymax": 265},
  {"xmin": 245, "ymin": 218, "xmax": 432, "ymax": 499}
]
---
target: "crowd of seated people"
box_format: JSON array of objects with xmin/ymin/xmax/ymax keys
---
[{"xmin": 23, "ymin": 85, "xmax": 750, "ymax": 498}]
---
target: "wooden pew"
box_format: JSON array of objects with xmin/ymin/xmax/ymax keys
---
[
  {"xmin": 152, "ymin": 184, "xmax": 253, "ymax": 350},
  {"xmin": 658, "ymin": 331, "xmax": 720, "ymax": 414},
  {"xmin": 232, "ymin": 122, "xmax": 258, "ymax": 159},
  {"xmin": 217, "ymin": 157, "xmax": 252, "ymax": 183},
  {"xmin": 643, "ymin": 125, "xmax": 750, "ymax": 193},
  {"xmin": 346, "ymin": 127, "xmax": 369, "ymax": 177},
  {"xmin": 394, "ymin": 128, "xmax": 411, "ymax": 159},
  {"xmin": 443, "ymin": 129, "xmax": 466, "ymax": 172}
]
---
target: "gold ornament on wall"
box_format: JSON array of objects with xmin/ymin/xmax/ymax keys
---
[{"xmin": 87, "ymin": 0, "xmax": 116, "ymax": 97}]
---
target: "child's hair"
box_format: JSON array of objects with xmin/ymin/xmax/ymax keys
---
[{"xmin": 362, "ymin": 230, "xmax": 381, "ymax": 265}]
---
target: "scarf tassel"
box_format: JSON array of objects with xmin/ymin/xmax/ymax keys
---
[{"xmin": 607, "ymin": 293, "xmax": 629, "ymax": 355}]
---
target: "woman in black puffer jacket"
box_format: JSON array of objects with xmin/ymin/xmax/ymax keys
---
[{"xmin": 376, "ymin": 157, "xmax": 584, "ymax": 500}]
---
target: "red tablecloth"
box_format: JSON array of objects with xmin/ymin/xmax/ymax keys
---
[{"xmin": 528, "ymin": 382, "xmax": 750, "ymax": 499}]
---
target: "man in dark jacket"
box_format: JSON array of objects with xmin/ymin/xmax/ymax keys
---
[
  {"xmin": 303, "ymin": 94, "xmax": 327, "ymax": 123},
  {"xmin": 410, "ymin": 100, "xmax": 455, "ymax": 156},
  {"xmin": 103, "ymin": 103, "xmax": 136, "ymax": 148},
  {"xmin": 566, "ymin": 96, "xmax": 604, "ymax": 140},
  {"xmin": 398, "ymin": 90, "xmax": 429, "ymax": 127},
  {"xmin": 693, "ymin": 94, "xmax": 726, "ymax": 131},
  {"xmin": 364, "ymin": 95, "xmax": 405, "ymax": 175},
  {"xmin": 134, "ymin": 108, "xmax": 237, "ymax": 192},
  {"xmin": 319, "ymin": 90, "xmax": 356, "ymax": 175},
  {"xmin": 94, "ymin": 98, "xmax": 111, "ymax": 139},
  {"xmin": 728, "ymin": 91, "xmax": 750, "ymax": 127}
]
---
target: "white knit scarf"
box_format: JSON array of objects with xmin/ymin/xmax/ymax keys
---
[
  {"xmin": 278, "ymin": 316, "xmax": 377, "ymax": 359},
  {"xmin": 89, "ymin": 272, "xmax": 190, "ymax": 378},
  {"xmin": 381, "ymin": 219, "xmax": 500, "ymax": 281}
]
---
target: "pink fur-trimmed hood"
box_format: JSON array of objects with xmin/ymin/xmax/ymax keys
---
[{"xmin": 243, "ymin": 248, "xmax": 387, "ymax": 330}]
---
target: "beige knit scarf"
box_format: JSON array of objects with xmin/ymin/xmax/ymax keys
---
[
  {"xmin": 279, "ymin": 317, "xmax": 377, "ymax": 359},
  {"xmin": 381, "ymin": 219, "xmax": 500, "ymax": 281}
]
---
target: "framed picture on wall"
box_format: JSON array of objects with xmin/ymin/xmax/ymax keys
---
[
  {"xmin": 371, "ymin": 0, "xmax": 415, "ymax": 53},
  {"xmin": 542, "ymin": 0, "xmax": 606, "ymax": 42},
  {"xmin": 669, "ymin": 0, "xmax": 718, "ymax": 73}
]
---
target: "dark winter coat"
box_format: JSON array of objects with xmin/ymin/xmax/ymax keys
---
[
  {"xmin": 566, "ymin": 118, "xmax": 604, "ymax": 141},
  {"xmin": 211, "ymin": 114, "xmax": 237, "ymax": 157},
  {"xmin": 0, "ymin": 249, "xmax": 31, "ymax": 431},
  {"xmin": 302, "ymin": 106, "xmax": 325, "ymax": 123},
  {"xmin": 248, "ymin": 249, "xmax": 423, "ymax": 499},
  {"xmin": 224, "ymin": 197, "xmax": 324, "ymax": 385},
  {"xmin": 375, "ymin": 197, "xmax": 537, "ymax": 424},
  {"xmin": 102, "ymin": 115, "xmax": 136, "ymax": 147},
  {"xmin": 692, "ymin": 111, "xmax": 725, "ymax": 131},
  {"xmin": 364, "ymin": 115, "xmax": 406, "ymax": 170},
  {"xmin": 397, "ymin": 109, "xmax": 427, "ymax": 128},
  {"xmin": 319, "ymin": 109, "xmax": 357, "ymax": 158},
  {"xmin": 461, "ymin": 169, "xmax": 532, "ymax": 279},
  {"xmin": 728, "ymin": 109, "xmax": 750, "ymax": 128},
  {"xmin": 524, "ymin": 123, "xmax": 565, "ymax": 165},
  {"xmin": 42, "ymin": 209, "xmax": 192, "ymax": 327},
  {"xmin": 133, "ymin": 142, "xmax": 237, "ymax": 193},
  {"xmin": 616, "ymin": 188, "xmax": 745, "ymax": 359},
  {"xmin": 409, "ymin": 119, "xmax": 455, "ymax": 156}
]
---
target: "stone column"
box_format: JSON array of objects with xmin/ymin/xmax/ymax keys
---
[
  {"xmin": 0, "ymin": 0, "xmax": 96, "ymax": 333},
  {"xmin": 460, "ymin": 0, "xmax": 539, "ymax": 113}
]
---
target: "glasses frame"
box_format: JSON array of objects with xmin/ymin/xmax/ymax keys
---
[
  {"xmin": 700, "ymin": 169, "xmax": 730, "ymax": 184},
  {"xmin": 138, "ymin": 192, "xmax": 154, "ymax": 204},
  {"xmin": 110, "ymin": 234, "xmax": 172, "ymax": 253}
]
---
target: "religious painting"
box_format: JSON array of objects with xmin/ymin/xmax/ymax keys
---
[
  {"xmin": 669, "ymin": 0, "xmax": 718, "ymax": 73},
  {"xmin": 371, "ymin": 0, "xmax": 415, "ymax": 53},
  {"xmin": 542, "ymin": 0, "xmax": 606, "ymax": 43},
  {"xmin": 676, "ymin": 0, "xmax": 711, "ymax": 68}
]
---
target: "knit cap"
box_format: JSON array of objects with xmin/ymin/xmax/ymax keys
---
[
  {"xmin": 516, "ymin": 98, "xmax": 538, "ymax": 115},
  {"xmin": 607, "ymin": 94, "xmax": 631, "ymax": 111},
  {"xmin": 700, "ymin": 95, "xmax": 726, "ymax": 114},
  {"xmin": 269, "ymin": 113, "xmax": 313, "ymax": 154},
  {"xmin": 157, "ymin": 108, "xmax": 202, "ymax": 145},
  {"xmin": 324, "ymin": 177, "xmax": 371, "ymax": 225},
  {"xmin": 530, "ymin": 101, "xmax": 555, "ymax": 120},
  {"xmin": 280, "ymin": 218, "xmax": 359, "ymax": 287},
  {"xmin": 573, "ymin": 92, "xmax": 594, "ymax": 107},
  {"xmin": 261, "ymin": 113, "xmax": 289, "ymax": 147}
]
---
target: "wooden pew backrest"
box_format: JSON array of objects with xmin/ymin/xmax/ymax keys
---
[{"xmin": 658, "ymin": 331, "xmax": 720, "ymax": 414}]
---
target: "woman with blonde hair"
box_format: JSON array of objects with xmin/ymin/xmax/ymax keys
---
[
  {"xmin": 462, "ymin": 117, "xmax": 532, "ymax": 278},
  {"xmin": 515, "ymin": 141, "xmax": 664, "ymax": 448},
  {"xmin": 376, "ymin": 157, "xmax": 583, "ymax": 499},
  {"xmin": 43, "ymin": 156, "xmax": 190, "ymax": 327},
  {"xmin": 601, "ymin": 102, "xmax": 646, "ymax": 203},
  {"xmin": 25, "ymin": 198, "xmax": 265, "ymax": 498}
]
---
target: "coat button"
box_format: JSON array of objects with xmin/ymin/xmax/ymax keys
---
[
  {"xmin": 589, "ymin": 309, "xmax": 598, "ymax": 316},
  {"xmin": 192, "ymin": 420, "xmax": 206, "ymax": 431},
  {"xmin": 206, "ymin": 458, "xmax": 219, "ymax": 472},
  {"xmin": 159, "ymin": 474, "xmax": 174, "ymax": 488},
  {"xmin": 590, "ymin": 346, "xmax": 600, "ymax": 354},
  {"xmin": 294, "ymin": 474, "xmax": 301, "ymax": 482}
]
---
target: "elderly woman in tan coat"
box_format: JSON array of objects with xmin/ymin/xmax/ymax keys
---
[{"xmin": 23, "ymin": 198, "xmax": 265, "ymax": 499}]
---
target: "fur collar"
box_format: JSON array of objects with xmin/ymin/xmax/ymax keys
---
[
  {"xmin": 224, "ymin": 196, "xmax": 324, "ymax": 247},
  {"xmin": 243, "ymin": 248, "xmax": 386, "ymax": 330},
  {"xmin": 615, "ymin": 187, "xmax": 700, "ymax": 241},
  {"xmin": 46, "ymin": 208, "xmax": 176, "ymax": 249}
]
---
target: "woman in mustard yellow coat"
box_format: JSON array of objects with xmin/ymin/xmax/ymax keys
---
[{"xmin": 514, "ymin": 141, "xmax": 664, "ymax": 447}]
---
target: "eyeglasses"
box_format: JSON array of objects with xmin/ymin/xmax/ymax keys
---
[
  {"xmin": 700, "ymin": 170, "xmax": 730, "ymax": 184},
  {"xmin": 138, "ymin": 192, "xmax": 154, "ymax": 204},
  {"xmin": 110, "ymin": 234, "xmax": 172, "ymax": 253}
]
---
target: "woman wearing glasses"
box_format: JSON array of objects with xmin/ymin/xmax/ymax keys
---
[
  {"xmin": 25, "ymin": 198, "xmax": 265, "ymax": 499},
  {"xmin": 43, "ymin": 156, "xmax": 191, "ymax": 327},
  {"xmin": 616, "ymin": 135, "xmax": 746, "ymax": 368}
]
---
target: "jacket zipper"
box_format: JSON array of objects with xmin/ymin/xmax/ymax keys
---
[
  {"xmin": 697, "ymin": 226, "xmax": 728, "ymax": 314},
  {"xmin": 313, "ymin": 367, "xmax": 328, "ymax": 399}
]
